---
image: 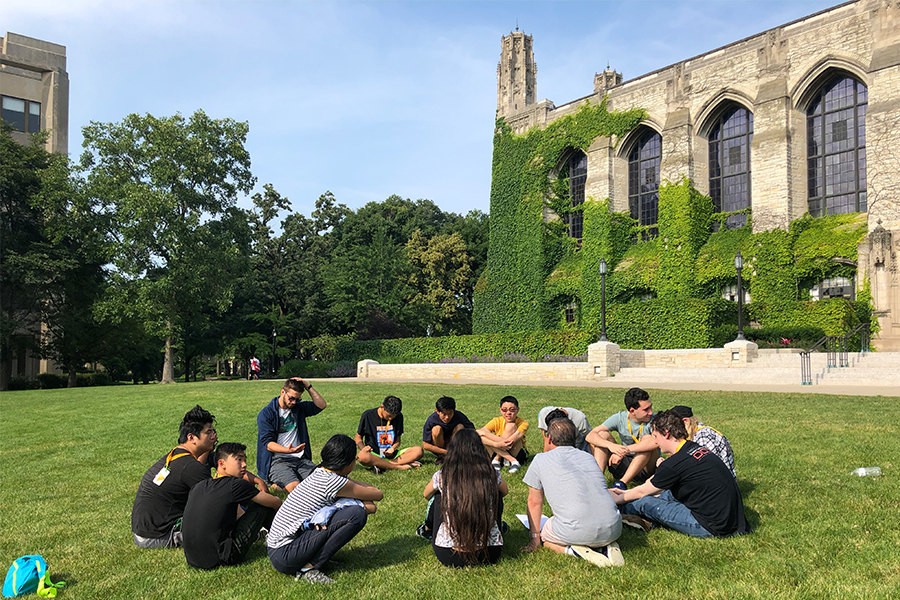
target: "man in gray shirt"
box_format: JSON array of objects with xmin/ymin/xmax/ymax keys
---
[
  {"xmin": 536, "ymin": 406, "xmax": 592, "ymax": 452},
  {"xmin": 522, "ymin": 418, "xmax": 623, "ymax": 568}
]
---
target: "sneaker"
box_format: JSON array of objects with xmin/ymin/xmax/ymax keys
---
[
  {"xmin": 568, "ymin": 545, "xmax": 616, "ymax": 568},
  {"xmin": 500, "ymin": 520, "xmax": 509, "ymax": 534},
  {"xmin": 621, "ymin": 514, "xmax": 653, "ymax": 532},
  {"xmin": 491, "ymin": 458, "xmax": 501, "ymax": 471},
  {"xmin": 604, "ymin": 541, "xmax": 625, "ymax": 567},
  {"xmin": 508, "ymin": 461, "xmax": 521, "ymax": 474},
  {"xmin": 257, "ymin": 526, "xmax": 268, "ymax": 543},
  {"xmin": 612, "ymin": 480, "xmax": 627, "ymax": 491},
  {"xmin": 297, "ymin": 568, "xmax": 334, "ymax": 584},
  {"xmin": 372, "ymin": 465, "xmax": 383, "ymax": 475},
  {"xmin": 416, "ymin": 522, "xmax": 433, "ymax": 540}
]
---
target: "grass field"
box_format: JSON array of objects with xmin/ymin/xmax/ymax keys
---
[{"xmin": 1, "ymin": 380, "xmax": 898, "ymax": 600}]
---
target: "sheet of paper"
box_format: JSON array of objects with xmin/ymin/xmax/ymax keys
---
[{"xmin": 515, "ymin": 513, "xmax": 548, "ymax": 529}]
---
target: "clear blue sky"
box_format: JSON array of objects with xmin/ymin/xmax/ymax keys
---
[{"xmin": 3, "ymin": 0, "xmax": 840, "ymax": 218}]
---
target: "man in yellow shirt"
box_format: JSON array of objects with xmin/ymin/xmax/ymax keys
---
[{"xmin": 477, "ymin": 396, "xmax": 529, "ymax": 473}]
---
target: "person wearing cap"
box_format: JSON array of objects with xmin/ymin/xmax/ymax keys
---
[
  {"xmin": 586, "ymin": 387, "xmax": 658, "ymax": 490},
  {"xmin": 665, "ymin": 405, "xmax": 735, "ymax": 478},
  {"xmin": 610, "ymin": 409, "xmax": 751, "ymax": 538}
]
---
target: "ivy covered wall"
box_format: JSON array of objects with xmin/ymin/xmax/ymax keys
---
[{"xmin": 474, "ymin": 107, "xmax": 872, "ymax": 347}]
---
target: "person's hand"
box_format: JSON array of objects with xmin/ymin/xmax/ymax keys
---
[
  {"xmin": 609, "ymin": 488, "xmax": 626, "ymax": 504},
  {"xmin": 521, "ymin": 536, "xmax": 541, "ymax": 552},
  {"xmin": 656, "ymin": 456, "xmax": 665, "ymax": 467},
  {"xmin": 610, "ymin": 444, "xmax": 629, "ymax": 459},
  {"xmin": 361, "ymin": 445, "xmax": 373, "ymax": 454},
  {"xmin": 285, "ymin": 442, "xmax": 306, "ymax": 453}
]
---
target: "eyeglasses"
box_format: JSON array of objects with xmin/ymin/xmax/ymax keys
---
[{"xmin": 500, "ymin": 407, "xmax": 518, "ymax": 413}]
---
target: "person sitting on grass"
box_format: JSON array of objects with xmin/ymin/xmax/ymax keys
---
[
  {"xmin": 422, "ymin": 396, "xmax": 474, "ymax": 463},
  {"xmin": 257, "ymin": 377, "xmax": 326, "ymax": 492},
  {"xmin": 663, "ymin": 405, "xmax": 736, "ymax": 478},
  {"xmin": 477, "ymin": 395, "xmax": 529, "ymax": 473},
  {"xmin": 421, "ymin": 428, "xmax": 508, "ymax": 567},
  {"xmin": 610, "ymin": 409, "xmax": 751, "ymax": 538},
  {"xmin": 267, "ymin": 434, "xmax": 383, "ymax": 585},
  {"xmin": 355, "ymin": 395, "xmax": 424, "ymax": 473},
  {"xmin": 586, "ymin": 387, "xmax": 658, "ymax": 490},
  {"xmin": 131, "ymin": 405, "xmax": 264, "ymax": 549},
  {"xmin": 522, "ymin": 418, "xmax": 624, "ymax": 568},
  {"xmin": 182, "ymin": 442, "xmax": 282, "ymax": 570},
  {"xmin": 537, "ymin": 406, "xmax": 592, "ymax": 452}
]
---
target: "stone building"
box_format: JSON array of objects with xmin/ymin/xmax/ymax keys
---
[
  {"xmin": 492, "ymin": 0, "xmax": 900, "ymax": 350},
  {"xmin": 1, "ymin": 32, "xmax": 69, "ymax": 382}
]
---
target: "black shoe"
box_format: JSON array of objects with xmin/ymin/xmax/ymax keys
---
[
  {"xmin": 500, "ymin": 520, "xmax": 509, "ymax": 534},
  {"xmin": 416, "ymin": 523, "xmax": 433, "ymax": 540}
]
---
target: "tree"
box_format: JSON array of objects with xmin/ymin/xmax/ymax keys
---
[
  {"xmin": 80, "ymin": 110, "xmax": 254, "ymax": 383},
  {"xmin": 406, "ymin": 230, "xmax": 474, "ymax": 335}
]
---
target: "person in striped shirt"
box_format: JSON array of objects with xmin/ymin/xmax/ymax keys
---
[{"xmin": 267, "ymin": 434, "xmax": 383, "ymax": 584}]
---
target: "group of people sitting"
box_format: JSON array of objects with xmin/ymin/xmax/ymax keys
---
[{"xmin": 130, "ymin": 378, "xmax": 750, "ymax": 584}]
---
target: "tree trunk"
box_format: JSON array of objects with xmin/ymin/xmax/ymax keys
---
[
  {"xmin": 67, "ymin": 366, "xmax": 77, "ymax": 388},
  {"xmin": 161, "ymin": 328, "xmax": 176, "ymax": 384}
]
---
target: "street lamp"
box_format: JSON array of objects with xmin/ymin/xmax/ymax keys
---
[
  {"xmin": 734, "ymin": 252, "xmax": 745, "ymax": 341},
  {"xmin": 599, "ymin": 258, "xmax": 608, "ymax": 342},
  {"xmin": 271, "ymin": 327, "xmax": 278, "ymax": 375}
]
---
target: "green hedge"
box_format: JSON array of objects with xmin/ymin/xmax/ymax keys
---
[
  {"xmin": 710, "ymin": 325, "xmax": 827, "ymax": 349},
  {"xmin": 606, "ymin": 298, "xmax": 736, "ymax": 349},
  {"xmin": 278, "ymin": 360, "xmax": 356, "ymax": 379},
  {"xmin": 336, "ymin": 331, "xmax": 597, "ymax": 364}
]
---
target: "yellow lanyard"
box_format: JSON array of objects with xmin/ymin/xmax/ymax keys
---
[
  {"xmin": 165, "ymin": 448, "xmax": 192, "ymax": 468},
  {"xmin": 627, "ymin": 419, "xmax": 646, "ymax": 443},
  {"xmin": 696, "ymin": 425, "xmax": 722, "ymax": 436},
  {"xmin": 674, "ymin": 439, "xmax": 687, "ymax": 454}
]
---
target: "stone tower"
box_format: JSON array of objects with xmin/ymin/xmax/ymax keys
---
[{"xmin": 496, "ymin": 30, "xmax": 536, "ymax": 118}]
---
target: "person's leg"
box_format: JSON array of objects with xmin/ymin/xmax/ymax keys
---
[
  {"xmin": 268, "ymin": 457, "xmax": 301, "ymax": 493},
  {"xmin": 389, "ymin": 445, "xmax": 424, "ymax": 467},
  {"xmin": 433, "ymin": 544, "xmax": 470, "ymax": 568},
  {"xmin": 308, "ymin": 505, "xmax": 368, "ymax": 570},
  {"xmin": 228, "ymin": 503, "xmax": 277, "ymax": 565},
  {"xmin": 622, "ymin": 491, "xmax": 713, "ymax": 537},
  {"xmin": 591, "ymin": 430, "xmax": 616, "ymax": 472},
  {"xmin": 620, "ymin": 450, "xmax": 653, "ymax": 485},
  {"xmin": 430, "ymin": 426, "xmax": 446, "ymax": 457},
  {"xmin": 268, "ymin": 532, "xmax": 321, "ymax": 575}
]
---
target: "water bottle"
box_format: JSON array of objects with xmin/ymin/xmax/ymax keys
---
[{"xmin": 851, "ymin": 467, "xmax": 882, "ymax": 477}]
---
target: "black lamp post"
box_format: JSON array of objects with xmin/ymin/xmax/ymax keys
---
[
  {"xmin": 271, "ymin": 327, "xmax": 278, "ymax": 375},
  {"xmin": 734, "ymin": 252, "xmax": 745, "ymax": 341},
  {"xmin": 599, "ymin": 258, "xmax": 608, "ymax": 342}
]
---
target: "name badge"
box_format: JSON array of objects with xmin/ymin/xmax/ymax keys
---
[{"xmin": 153, "ymin": 467, "xmax": 170, "ymax": 486}]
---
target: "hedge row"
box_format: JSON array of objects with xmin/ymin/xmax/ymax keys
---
[{"xmin": 7, "ymin": 372, "xmax": 111, "ymax": 391}]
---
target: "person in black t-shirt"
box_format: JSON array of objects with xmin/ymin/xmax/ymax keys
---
[
  {"xmin": 182, "ymin": 443, "xmax": 282, "ymax": 570},
  {"xmin": 422, "ymin": 396, "xmax": 475, "ymax": 462},
  {"xmin": 610, "ymin": 409, "xmax": 751, "ymax": 538},
  {"xmin": 355, "ymin": 395, "xmax": 424, "ymax": 472}
]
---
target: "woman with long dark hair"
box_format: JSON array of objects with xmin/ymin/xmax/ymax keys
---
[{"xmin": 422, "ymin": 428, "xmax": 508, "ymax": 567}]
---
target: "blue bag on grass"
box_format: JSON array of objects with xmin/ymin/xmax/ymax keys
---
[{"xmin": 3, "ymin": 555, "xmax": 65, "ymax": 598}]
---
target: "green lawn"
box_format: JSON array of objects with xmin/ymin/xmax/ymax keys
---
[{"xmin": 1, "ymin": 380, "xmax": 898, "ymax": 600}]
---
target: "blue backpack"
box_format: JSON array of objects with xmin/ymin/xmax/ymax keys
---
[{"xmin": 2, "ymin": 555, "xmax": 65, "ymax": 598}]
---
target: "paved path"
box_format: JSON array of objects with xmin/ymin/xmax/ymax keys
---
[{"xmin": 327, "ymin": 376, "xmax": 900, "ymax": 397}]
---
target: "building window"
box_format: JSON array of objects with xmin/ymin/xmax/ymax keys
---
[
  {"xmin": 564, "ymin": 302, "xmax": 577, "ymax": 324},
  {"xmin": 567, "ymin": 151, "xmax": 587, "ymax": 239},
  {"xmin": 1, "ymin": 96, "xmax": 41, "ymax": 133},
  {"xmin": 628, "ymin": 130, "xmax": 661, "ymax": 239},
  {"xmin": 722, "ymin": 283, "xmax": 750, "ymax": 303},
  {"xmin": 709, "ymin": 106, "xmax": 752, "ymax": 229},
  {"xmin": 807, "ymin": 75, "xmax": 867, "ymax": 216},
  {"xmin": 810, "ymin": 276, "xmax": 854, "ymax": 301}
]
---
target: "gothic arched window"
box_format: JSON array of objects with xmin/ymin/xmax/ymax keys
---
[
  {"xmin": 628, "ymin": 130, "xmax": 661, "ymax": 238},
  {"xmin": 807, "ymin": 75, "xmax": 867, "ymax": 216},
  {"xmin": 567, "ymin": 151, "xmax": 587, "ymax": 239},
  {"xmin": 709, "ymin": 105, "xmax": 753, "ymax": 229}
]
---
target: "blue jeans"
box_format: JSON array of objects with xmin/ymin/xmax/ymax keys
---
[
  {"xmin": 622, "ymin": 490, "xmax": 713, "ymax": 538},
  {"xmin": 268, "ymin": 505, "xmax": 367, "ymax": 574}
]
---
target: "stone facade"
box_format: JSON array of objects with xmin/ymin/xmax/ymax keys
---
[
  {"xmin": 495, "ymin": 0, "xmax": 900, "ymax": 350},
  {"xmin": 1, "ymin": 32, "xmax": 68, "ymax": 382}
]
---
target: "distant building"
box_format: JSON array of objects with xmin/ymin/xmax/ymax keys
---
[
  {"xmin": 482, "ymin": 0, "xmax": 900, "ymax": 350},
  {"xmin": 1, "ymin": 32, "xmax": 69, "ymax": 381}
]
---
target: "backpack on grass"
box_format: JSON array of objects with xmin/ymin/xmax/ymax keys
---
[{"xmin": 3, "ymin": 555, "xmax": 65, "ymax": 598}]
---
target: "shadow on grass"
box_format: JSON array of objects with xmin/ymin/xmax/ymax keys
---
[
  {"xmin": 335, "ymin": 534, "xmax": 423, "ymax": 572},
  {"xmin": 737, "ymin": 479, "xmax": 762, "ymax": 530}
]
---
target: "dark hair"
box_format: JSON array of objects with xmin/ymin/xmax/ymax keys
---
[
  {"xmin": 544, "ymin": 408, "xmax": 567, "ymax": 427},
  {"xmin": 178, "ymin": 405, "xmax": 215, "ymax": 444},
  {"xmin": 383, "ymin": 395, "xmax": 402, "ymax": 415},
  {"xmin": 651, "ymin": 409, "xmax": 688, "ymax": 440},
  {"xmin": 548, "ymin": 418, "xmax": 576, "ymax": 447},
  {"xmin": 624, "ymin": 387, "xmax": 650, "ymax": 411},
  {"xmin": 320, "ymin": 434, "xmax": 357, "ymax": 471},
  {"xmin": 283, "ymin": 378, "xmax": 305, "ymax": 393},
  {"xmin": 500, "ymin": 395, "xmax": 519, "ymax": 407},
  {"xmin": 215, "ymin": 442, "xmax": 246, "ymax": 464},
  {"xmin": 440, "ymin": 429, "xmax": 498, "ymax": 563},
  {"xmin": 436, "ymin": 396, "xmax": 456, "ymax": 412}
]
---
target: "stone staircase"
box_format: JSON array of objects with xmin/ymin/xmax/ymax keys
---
[{"xmin": 612, "ymin": 350, "xmax": 900, "ymax": 388}]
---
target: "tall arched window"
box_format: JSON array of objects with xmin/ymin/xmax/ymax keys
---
[
  {"xmin": 567, "ymin": 151, "xmax": 587, "ymax": 239},
  {"xmin": 628, "ymin": 130, "xmax": 661, "ymax": 238},
  {"xmin": 709, "ymin": 105, "xmax": 753, "ymax": 229},
  {"xmin": 807, "ymin": 75, "xmax": 867, "ymax": 216}
]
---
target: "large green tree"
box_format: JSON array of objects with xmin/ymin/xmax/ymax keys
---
[{"xmin": 80, "ymin": 110, "xmax": 254, "ymax": 383}]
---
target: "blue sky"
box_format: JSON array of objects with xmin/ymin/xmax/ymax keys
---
[{"xmin": 3, "ymin": 0, "xmax": 840, "ymax": 218}]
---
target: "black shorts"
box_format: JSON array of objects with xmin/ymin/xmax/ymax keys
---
[{"xmin": 608, "ymin": 453, "xmax": 650, "ymax": 483}]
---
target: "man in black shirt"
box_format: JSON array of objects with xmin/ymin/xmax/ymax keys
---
[
  {"xmin": 182, "ymin": 443, "xmax": 282, "ymax": 570},
  {"xmin": 422, "ymin": 396, "xmax": 475, "ymax": 462},
  {"xmin": 355, "ymin": 395, "xmax": 424, "ymax": 472},
  {"xmin": 610, "ymin": 409, "xmax": 751, "ymax": 538}
]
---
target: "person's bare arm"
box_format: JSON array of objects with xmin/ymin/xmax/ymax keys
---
[
  {"xmin": 522, "ymin": 486, "xmax": 544, "ymax": 552},
  {"xmin": 251, "ymin": 489, "xmax": 283, "ymax": 510},
  {"xmin": 610, "ymin": 479, "xmax": 662, "ymax": 504},
  {"xmin": 586, "ymin": 425, "xmax": 629, "ymax": 459},
  {"xmin": 337, "ymin": 478, "xmax": 384, "ymax": 502},
  {"xmin": 423, "ymin": 441, "xmax": 446, "ymax": 455},
  {"xmin": 423, "ymin": 479, "xmax": 436, "ymax": 499},
  {"xmin": 266, "ymin": 441, "xmax": 305, "ymax": 454}
]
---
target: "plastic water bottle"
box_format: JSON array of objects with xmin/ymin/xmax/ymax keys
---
[{"xmin": 851, "ymin": 467, "xmax": 882, "ymax": 477}]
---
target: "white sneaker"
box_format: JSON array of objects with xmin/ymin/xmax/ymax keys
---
[
  {"xmin": 508, "ymin": 461, "xmax": 521, "ymax": 474},
  {"xmin": 568, "ymin": 544, "xmax": 619, "ymax": 568}
]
